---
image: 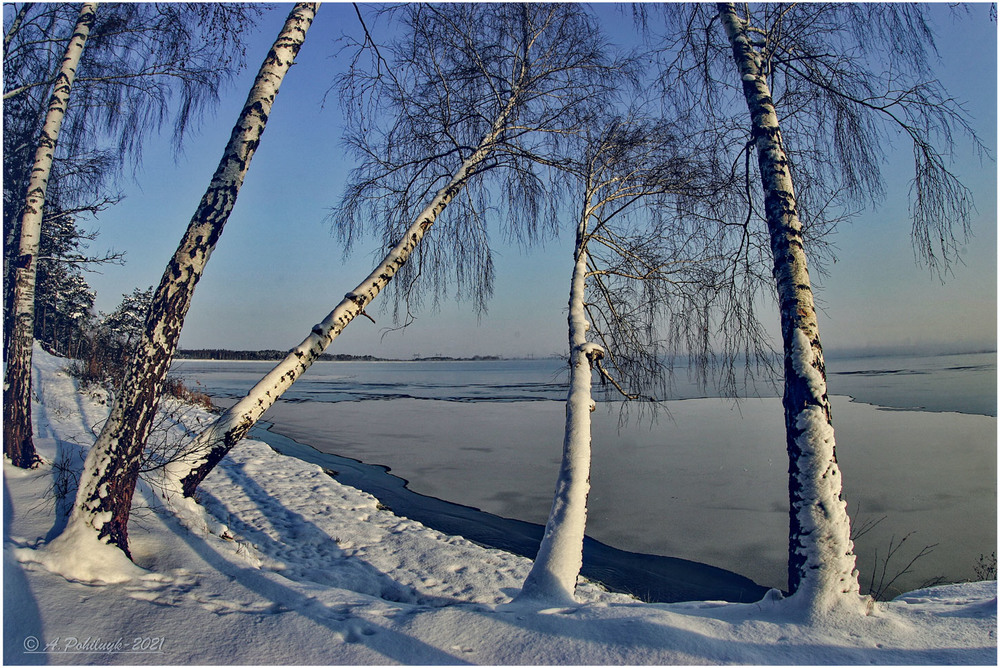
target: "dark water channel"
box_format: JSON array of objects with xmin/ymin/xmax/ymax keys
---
[{"xmin": 252, "ymin": 421, "xmax": 770, "ymax": 604}]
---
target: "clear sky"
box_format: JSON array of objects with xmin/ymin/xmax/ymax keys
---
[{"xmin": 81, "ymin": 3, "xmax": 996, "ymax": 359}]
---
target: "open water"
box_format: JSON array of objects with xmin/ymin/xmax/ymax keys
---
[{"xmin": 172, "ymin": 351, "xmax": 996, "ymax": 600}]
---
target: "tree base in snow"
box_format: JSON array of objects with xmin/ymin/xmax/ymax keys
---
[{"xmin": 15, "ymin": 517, "xmax": 147, "ymax": 585}]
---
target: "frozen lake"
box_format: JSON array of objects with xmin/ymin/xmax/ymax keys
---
[{"xmin": 172, "ymin": 352, "xmax": 996, "ymax": 597}]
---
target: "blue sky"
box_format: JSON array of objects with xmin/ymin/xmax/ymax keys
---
[{"xmin": 80, "ymin": 3, "xmax": 996, "ymax": 359}]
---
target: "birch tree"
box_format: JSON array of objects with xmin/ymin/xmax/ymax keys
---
[
  {"xmin": 717, "ymin": 3, "xmax": 860, "ymax": 614},
  {"xmin": 517, "ymin": 115, "xmax": 733, "ymax": 603},
  {"xmin": 4, "ymin": 3, "xmax": 96, "ymax": 469},
  {"xmin": 645, "ymin": 3, "xmax": 984, "ymax": 615},
  {"xmin": 167, "ymin": 115, "xmax": 508, "ymax": 497},
  {"xmin": 164, "ymin": 3, "xmax": 629, "ymax": 498},
  {"xmin": 4, "ymin": 2, "xmax": 258, "ymax": 338},
  {"xmin": 3, "ymin": 2, "xmax": 258, "ymax": 468},
  {"xmin": 50, "ymin": 3, "xmax": 318, "ymax": 562}
]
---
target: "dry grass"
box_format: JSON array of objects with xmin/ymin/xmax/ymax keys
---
[{"xmin": 162, "ymin": 376, "xmax": 214, "ymax": 411}]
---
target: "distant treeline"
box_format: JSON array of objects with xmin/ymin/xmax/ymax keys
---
[
  {"xmin": 175, "ymin": 349, "xmax": 507, "ymax": 362},
  {"xmin": 175, "ymin": 349, "xmax": 382, "ymax": 362},
  {"xmin": 411, "ymin": 355, "xmax": 503, "ymax": 362}
]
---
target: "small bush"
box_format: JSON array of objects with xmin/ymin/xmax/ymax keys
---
[
  {"xmin": 66, "ymin": 335, "xmax": 132, "ymax": 391},
  {"xmin": 66, "ymin": 355, "xmax": 108, "ymax": 389},
  {"xmin": 974, "ymin": 552, "xmax": 997, "ymax": 581},
  {"xmin": 162, "ymin": 376, "xmax": 215, "ymax": 411},
  {"xmin": 67, "ymin": 338, "xmax": 214, "ymax": 412}
]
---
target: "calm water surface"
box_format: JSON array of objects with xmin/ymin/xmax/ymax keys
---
[{"xmin": 172, "ymin": 352, "xmax": 996, "ymax": 595}]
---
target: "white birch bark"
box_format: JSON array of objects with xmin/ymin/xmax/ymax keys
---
[
  {"xmin": 517, "ymin": 213, "xmax": 602, "ymax": 604},
  {"xmin": 3, "ymin": 3, "xmax": 30, "ymax": 53},
  {"xmin": 59, "ymin": 3, "xmax": 318, "ymax": 560},
  {"xmin": 3, "ymin": 3, "xmax": 96, "ymax": 469},
  {"xmin": 166, "ymin": 107, "xmax": 516, "ymax": 498},
  {"xmin": 717, "ymin": 2, "xmax": 863, "ymax": 615}
]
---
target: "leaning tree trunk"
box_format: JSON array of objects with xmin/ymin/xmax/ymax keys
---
[
  {"xmin": 60, "ymin": 3, "xmax": 318, "ymax": 559},
  {"xmin": 718, "ymin": 3, "xmax": 862, "ymax": 614},
  {"xmin": 167, "ymin": 104, "xmax": 516, "ymax": 498},
  {"xmin": 517, "ymin": 212, "xmax": 602, "ymax": 604},
  {"xmin": 3, "ymin": 3, "xmax": 96, "ymax": 469}
]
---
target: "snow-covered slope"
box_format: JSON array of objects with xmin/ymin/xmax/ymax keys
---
[{"xmin": 4, "ymin": 347, "xmax": 996, "ymax": 664}]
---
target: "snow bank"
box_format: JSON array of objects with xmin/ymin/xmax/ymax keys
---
[
  {"xmin": 14, "ymin": 518, "xmax": 147, "ymax": 585},
  {"xmin": 3, "ymin": 347, "xmax": 996, "ymax": 665}
]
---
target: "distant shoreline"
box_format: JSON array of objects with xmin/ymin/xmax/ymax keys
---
[
  {"xmin": 175, "ymin": 347, "xmax": 995, "ymax": 363},
  {"xmin": 173, "ymin": 349, "xmax": 550, "ymax": 363}
]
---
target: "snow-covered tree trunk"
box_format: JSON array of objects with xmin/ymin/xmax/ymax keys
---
[
  {"xmin": 3, "ymin": 2, "xmax": 96, "ymax": 469},
  {"xmin": 60, "ymin": 3, "xmax": 318, "ymax": 559},
  {"xmin": 517, "ymin": 214, "xmax": 601, "ymax": 604},
  {"xmin": 167, "ymin": 109, "xmax": 515, "ymax": 498},
  {"xmin": 718, "ymin": 2, "xmax": 862, "ymax": 614}
]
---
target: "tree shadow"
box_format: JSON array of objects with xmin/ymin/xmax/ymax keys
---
[
  {"xmin": 200, "ymin": 460, "xmax": 449, "ymax": 604},
  {"xmin": 4, "ymin": 477, "xmax": 49, "ymax": 665},
  {"xmin": 16, "ymin": 371, "xmax": 85, "ymax": 544},
  {"xmin": 146, "ymin": 479, "xmax": 470, "ymax": 665},
  {"xmin": 470, "ymin": 598, "xmax": 996, "ymax": 664}
]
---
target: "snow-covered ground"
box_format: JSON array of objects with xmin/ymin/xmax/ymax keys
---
[{"xmin": 4, "ymin": 347, "xmax": 996, "ymax": 664}]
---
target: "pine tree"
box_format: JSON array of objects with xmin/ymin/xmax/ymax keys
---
[{"xmin": 99, "ymin": 286, "xmax": 154, "ymax": 352}]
